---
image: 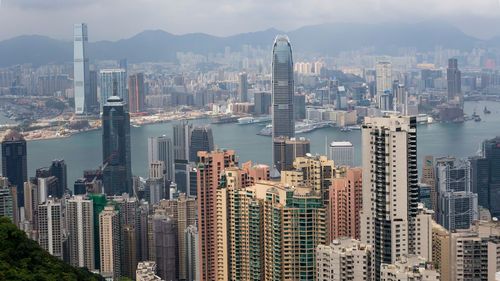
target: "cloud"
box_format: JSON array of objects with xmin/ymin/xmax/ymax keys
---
[{"xmin": 0, "ymin": 0, "xmax": 500, "ymax": 41}]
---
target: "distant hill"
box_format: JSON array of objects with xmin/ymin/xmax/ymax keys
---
[
  {"xmin": 0, "ymin": 22, "xmax": 496, "ymax": 67},
  {"xmin": 0, "ymin": 217, "xmax": 104, "ymax": 280}
]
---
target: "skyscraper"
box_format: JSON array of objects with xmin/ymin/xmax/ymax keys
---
[
  {"xmin": 148, "ymin": 136, "xmax": 174, "ymax": 181},
  {"xmin": 197, "ymin": 149, "xmax": 238, "ymax": 281},
  {"xmin": 189, "ymin": 126, "xmax": 214, "ymax": 162},
  {"xmin": 254, "ymin": 92, "xmax": 271, "ymax": 115},
  {"xmin": 73, "ymin": 23, "xmax": 90, "ymax": 115},
  {"xmin": 447, "ymin": 58, "xmax": 462, "ymax": 104},
  {"xmin": 89, "ymin": 70, "xmax": 99, "ymax": 113},
  {"xmin": 50, "ymin": 159, "xmax": 67, "ymax": 198},
  {"xmin": 238, "ymin": 72, "xmax": 248, "ymax": 102},
  {"xmin": 37, "ymin": 197, "xmax": 62, "ymax": 258},
  {"xmin": 185, "ymin": 225, "xmax": 199, "ymax": 281},
  {"xmin": 421, "ymin": 155, "xmax": 437, "ymax": 218},
  {"xmin": 152, "ymin": 211, "xmax": 177, "ymax": 281},
  {"xmin": 66, "ymin": 195, "xmax": 94, "ymax": 270},
  {"xmin": 360, "ymin": 115, "xmax": 419, "ymax": 279},
  {"xmin": 376, "ymin": 61, "xmax": 392, "ymax": 110},
  {"xmin": 329, "ymin": 141, "xmax": 354, "ymax": 167},
  {"xmin": 272, "ymin": 136, "xmax": 310, "ymax": 172},
  {"xmin": 271, "ymin": 35, "xmax": 294, "ymax": 143},
  {"xmin": 99, "ymin": 69, "xmax": 127, "ymax": 112},
  {"xmin": 2, "ymin": 130, "xmax": 27, "ymax": 207},
  {"xmin": 0, "ymin": 179, "xmax": 18, "ymax": 226},
  {"xmin": 482, "ymin": 136, "xmax": 500, "ymax": 217},
  {"xmin": 102, "ymin": 88, "xmax": 132, "ymax": 195},
  {"xmin": 99, "ymin": 205, "xmax": 121, "ymax": 280},
  {"xmin": 173, "ymin": 120, "xmax": 192, "ymax": 161},
  {"xmin": 128, "ymin": 73, "xmax": 145, "ymax": 113}
]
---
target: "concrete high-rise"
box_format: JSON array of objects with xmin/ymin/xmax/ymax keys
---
[
  {"xmin": 37, "ymin": 197, "xmax": 62, "ymax": 258},
  {"xmin": 158, "ymin": 194, "xmax": 197, "ymax": 280},
  {"xmin": 238, "ymin": 72, "xmax": 248, "ymax": 102},
  {"xmin": 329, "ymin": 167, "xmax": 362, "ymax": 240},
  {"xmin": 2, "ymin": 130, "xmax": 27, "ymax": 207},
  {"xmin": 254, "ymin": 92, "xmax": 271, "ymax": 115},
  {"xmin": 152, "ymin": 211, "xmax": 177, "ymax": 281},
  {"xmin": 316, "ymin": 239, "xmax": 373, "ymax": 281},
  {"xmin": 122, "ymin": 225, "xmax": 138, "ymax": 280},
  {"xmin": 0, "ymin": 179, "xmax": 18, "ymax": 226},
  {"xmin": 360, "ymin": 115, "xmax": 419, "ymax": 279},
  {"xmin": 73, "ymin": 23, "xmax": 90, "ymax": 114},
  {"xmin": 185, "ymin": 225, "xmax": 199, "ymax": 281},
  {"xmin": 197, "ymin": 149, "xmax": 238, "ymax": 281},
  {"xmin": 99, "ymin": 69, "xmax": 127, "ymax": 112},
  {"xmin": 99, "ymin": 205, "xmax": 120, "ymax": 280},
  {"xmin": 421, "ymin": 155, "xmax": 437, "ymax": 218},
  {"xmin": 173, "ymin": 120, "xmax": 192, "ymax": 161},
  {"xmin": 329, "ymin": 141, "xmax": 354, "ymax": 167},
  {"xmin": 376, "ymin": 61, "xmax": 392, "ymax": 110},
  {"xmin": 66, "ymin": 195, "xmax": 94, "ymax": 270},
  {"xmin": 271, "ymin": 35, "xmax": 294, "ymax": 143},
  {"xmin": 102, "ymin": 90, "xmax": 132, "ymax": 195},
  {"xmin": 447, "ymin": 58, "xmax": 462, "ymax": 104},
  {"xmin": 189, "ymin": 126, "xmax": 214, "ymax": 162},
  {"xmin": 148, "ymin": 136, "xmax": 174, "ymax": 181},
  {"xmin": 23, "ymin": 181, "xmax": 38, "ymax": 227},
  {"xmin": 128, "ymin": 73, "xmax": 145, "ymax": 113},
  {"xmin": 272, "ymin": 136, "xmax": 310, "ymax": 172}
]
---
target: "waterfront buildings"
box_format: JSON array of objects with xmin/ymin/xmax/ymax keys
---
[
  {"xmin": 99, "ymin": 205, "xmax": 121, "ymax": 280},
  {"xmin": 66, "ymin": 195, "xmax": 94, "ymax": 270},
  {"xmin": 238, "ymin": 72, "xmax": 248, "ymax": 102},
  {"xmin": 329, "ymin": 141, "xmax": 354, "ymax": 167},
  {"xmin": 148, "ymin": 136, "xmax": 174, "ymax": 181},
  {"xmin": 189, "ymin": 126, "xmax": 214, "ymax": 162},
  {"xmin": 102, "ymin": 92, "xmax": 132, "ymax": 195},
  {"xmin": 73, "ymin": 23, "xmax": 91, "ymax": 114},
  {"xmin": 100, "ymin": 69, "xmax": 127, "ymax": 111},
  {"xmin": 447, "ymin": 58, "xmax": 462, "ymax": 104},
  {"xmin": 254, "ymin": 92, "xmax": 271, "ymax": 115},
  {"xmin": 316, "ymin": 239, "xmax": 373, "ymax": 280},
  {"xmin": 360, "ymin": 115, "xmax": 419, "ymax": 279},
  {"xmin": 271, "ymin": 35, "xmax": 295, "ymax": 143},
  {"xmin": 128, "ymin": 73, "xmax": 145, "ymax": 113},
  {"xmin": 2, "ymin": 130, "xmax": 27, "ymax": 207},
  {"xmin": 272, "ymin": 136, "xmax": 310, "ymax": 172}
]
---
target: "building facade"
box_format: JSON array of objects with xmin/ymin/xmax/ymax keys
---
[
  {"xmin": 128, "ymin": 73, "xmax": 145, "ymax": 113},
  {"xmin": 148, "ymin": 136, "xmax": 174, "ymax": 181},
  {"xmin": 329, "ymin": 141, "xmax": 354, "ymax": 167},
  {"xmin": 99, "ymin": 205, "xmax": 120, "ymax": 280},
  {"xmin": 2, "ymin": 130, "xmax": 27, "ymax": 207},
  {"xmin": 66, "ymin": 195, "xmax": 95, "ymax": 269},
  {"xmin": 99, "ymin": 69, "xmax": 127, "ymax": 112}
]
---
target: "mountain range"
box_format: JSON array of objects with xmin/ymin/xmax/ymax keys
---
[{"xmin": 0, "ymin": 21, "xmax": 498, "ymax": 67}]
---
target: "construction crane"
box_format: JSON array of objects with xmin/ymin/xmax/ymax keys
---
[{"xmin": 88, "ymin": 151, "xmax": 117, "ymax": 193}]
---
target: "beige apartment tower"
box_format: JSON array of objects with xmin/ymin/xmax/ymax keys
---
[
  {"xmin": 66, "ymin": 195, "xmax": 95, "ymax": 270},
  {"xmin": 99, "ymin": 205, "xmax": 120, "ymax": 280}
]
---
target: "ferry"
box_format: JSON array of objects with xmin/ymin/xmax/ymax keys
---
[
  {"xmin": 257, "ymin": 120, "xmax": 332, "ymax": 136},
  {"xmin": 484, "ymin": 106, "xmax": 491, "ymax": 114},
  {"xmin": 237, "ymin": 115, "xmax": 272, "ymax": 125}
]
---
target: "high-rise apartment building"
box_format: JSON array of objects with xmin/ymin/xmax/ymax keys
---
[
  {"xmin": 2, "ymin": 130, "xmax": 27, "ymax": 207},
  {"xmin": 148, "ymin": 136, "xmax": 174, "ymax": 181},
  {"xmin": 73, "ymin": 23, "xmax": 90, "ymax": 114},
  {"xmin": 122, "ymin": 225, "xmax": 138, "ymax": 279},
  {"xmin": 102, "ymin": 92, "xmax": 132, "ymax": 195},
  {"xmin": 238, "ymin": 72, "xmax": 248, "ymax": 102},
  {"xmin": 329, "ymin": 167, "xmax": 362, "ymax": 240},
  {"xmin": 128, "ymin": 73, "xmax": 145, "ymax": 113},
  {"xmin": 23, "ymin": 181, "xmax": 38, "ymax": 227},
  {"xmin": 380, "ymin": 255, "xmax": 440, "ymax": 280},
  {"xmin": 189, "ymin": 126, "xmax": 214, "ymax": 162},
  {"xmin": 360, "ymin": 115, "xmax": 419, "ymax": 279},
  {"xmin": 273, "ymin": 136, "xmax": 310, "ymax": 172},
  {"xmin": 316, "ymin": 239, "xmax": 373, "ymax": 281},
  {"xmin": 158, "ymin": 194, "xmax": 197, "ymax": 280},
  {"xmin": 447, "ymin": 58, "xmax": 462, "ymax": 104},
  {"xmin": 88, "ymin": 194, "xmax": 107, "ymax": 270},
  {"xmin": 185, "ymin": 225, "xmax": 199, "ymax": 281},
  {"xmin": 173, "ymin": 120, "xmax": 192, "ymax": 161},
  {"xmin": 421, "ymin": 155, "xmax": 437, "ymax": 218},
  {"xmin": 431, "ymin": 221, "xmax": 450, "ymax": 281},
  {"xmin": 37, "ymin": 197, "xmax": 62, "ymax": 258},
  {"xmin": 197, "ymin": 149, "xmax": 238, "ymax": 281},
  {"xmin": 99, "ymin": 69, "xmax": 127, "ymax": 112},
  {"xmin": 66, "ymin": 195, "xmax": 94, "ymax": 269},
  {"xmin": 329, "ymin": 141, "xmax": 354, "ymax": 167},
  {"xmin": 435, "ymin": 157, "xmax": 477, "ymax": 231},
  {"xmin": 99, "ymin": 205, "xmax": 121, "ymax": 280},
  {"xmin": 152, "ymin": 211, "xmax": 177, "ymax": 281},
  {"xmin": 272, "ymin": 35, "xmax": 295, "ymax": 143},
  {"xmin": 376, "ymin": 61, "xmax": 392, "ymax": 110},
  {"xmin": 0, "ymin": 180, "xmax": 18, "ymax": 226},
  {"xmin": 216, "ymin": 178, "xmax": 326, "ymax": 280}
]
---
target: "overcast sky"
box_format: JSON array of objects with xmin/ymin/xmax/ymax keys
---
[{"xmin": 1, "ymin": 0, "xmax": 500, "ymax": 41}]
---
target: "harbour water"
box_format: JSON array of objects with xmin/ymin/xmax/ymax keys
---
[{"xmin": 1, "ymin": 101, "xmax": 499, "ymax": 191}]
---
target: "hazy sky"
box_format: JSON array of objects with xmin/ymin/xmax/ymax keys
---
[{"xmin": 1, "ymin": 0, "xmax": 500, "ymax": 41}]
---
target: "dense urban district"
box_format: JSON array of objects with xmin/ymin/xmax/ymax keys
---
[{"xmin": 0, "ymin": 23, "xmax": 499, "ymax": 281}]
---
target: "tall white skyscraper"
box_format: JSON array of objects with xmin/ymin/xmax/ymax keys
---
[
  {"xmin": 37, "ymin": 197, "xmax": 62, "ymax": 258},
  {"xmin": 73, "ymin": 23, "xmax": 90, "ymax": 115},
  {"xmin": 360, "ymin": 115, "xmax": 419, "ymax": 279},
  {"xmin": 148, "ymin": 136, "xmax": 174, "ymax": 181},
  {"xmin": 66, "ymin": 195, "xmax": 95, "ymax": 270},
  {"xmin": 99, "ymin": 69, "xmax": 127, "ymax": 112},
  {"xmin": 329, "ymin": 141, "xmax": 354, "ymax": 167},
  {"xmin": 376, "ymin": 61, "xmax": 392, "ymax": 110}
]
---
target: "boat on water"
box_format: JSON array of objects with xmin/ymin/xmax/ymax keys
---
[
  {"xmin": 474, "ymin": 116, "xmax": 482, "ymax": 122},
  {"xmin": 237, "ymin": 115, "xmax": 272, "ymax": 125},
  {"xmin": 257, "ymin": 120, "xmax": 332, "ymax": 136},
  {"xmin": 484, "ymin": 106, "xmax": 491, "ymax": 114},
  {"xmin": 472, "ymin": 111, "xmax": 480, "ymax": 118}
]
